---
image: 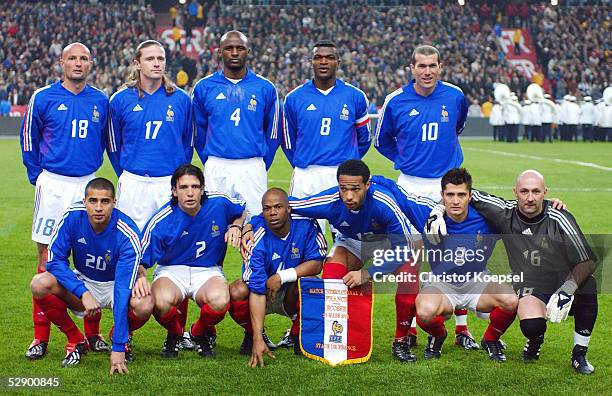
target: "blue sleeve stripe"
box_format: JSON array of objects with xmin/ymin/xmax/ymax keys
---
[
  {"xmin": 373, "ymin": 190, "xmax": 412, "ymax": 242},
  {"xmin": 22, "ymin": 85, "xmax": 51, "ymax": 152},
  {"xmin": 374, "ymin": 88, "xmax": 403, "ymax": 147},
  {"xmin": 255, "ymin": 74, "xmax": 279, "ymax": 139},
  {"xmin": 47, "ymin": 204, "xmax": 86, "ymax": 261},
  {"xmin": 207, "ymin": 192, "xmax": 246, "ymax": 206},
  {"xmin": 243, "ymin": 227, "xmax": 266, "ymax": 281},
  {"xmin": 397, "ymin": 185, "xmax": 437, "ymax": 208},
  {"xmin": 117, "ymin": 220, "xmax": 142, "ymax": 288},
  {"xmin": 108, "ymin": 107, "xmax": 117, "ymax": 152},
  {"xmin": 141, "ymin": 206, "xmax": 173, "ymax": 254},
  {"xmin": 282, "ymin": 104, "xmax": 292, "ymax": 149},
  {"xmin": 32, "ymin": 185, "xmax": 42, "ymax": 231},
  {"xmin": 289, "ymin": 192, "xmax": 339, "ymax": 209},
  {"xmin": 316, "ymin": 231, "xmax": 328, "ymax": 257},
  {"xmin": 441, "ymin": 81, "xmax": 464, "ymax": 94}
]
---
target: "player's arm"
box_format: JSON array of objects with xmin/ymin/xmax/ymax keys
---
[
  {"xmin": 557, "ymin": 209, "xmax": 598, "ymax": 286},
  {"xmin": 191, "ymin": 85, "xmax": 209, "ymax": 164},
  {"xmin": 281, "ymin": 97, "xmax": 297, "ymax": 167},
  {"xmin": 224, "ymin": 196, "xmax": 248, "ymax": 249},
  {"xmin": 262, "ymin": 85, "xmax": 280, "ymax": 170},
  {"xmin": 469, "ymin": 190, "xmax": 514, "ymax": 232},
  {"xmin": 140, "ymin": 215, "xmax": 168, "ymax": 270},
  {"xmin": 373, "ymin": 96, "xmax": 398, "ymax": 162},
  {"xmin": 45, "ymin": 213, "xmax": 89, "ymax": 299},
  {"xmin": 182, "ymin": 93, "xmax": 195, "ymax": 162},
  {"xmin": 20, "ymin": 93, "xmax": 44, "ymax": 185},
  {"xmin": 107, "ymin": 96, "xmax": 124, "ymax": 177},
  {"xmin": 456, "ymin": 94, "xmax": 469, "ymax": 135},
  {"xmin": 355, "ymin": 92, "xmax": 372, "ymax": 158},
  {"xmin": 244, "ymin": 241, "xmax": 274, "ymax": 367},
  {"xmin": 288, "ymin": 187, "xmax": 338, "ymax": 220}
]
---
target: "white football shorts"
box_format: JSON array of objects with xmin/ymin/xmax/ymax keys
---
[
  {"xmin": 397, "ymin": 173, "xmax": 443, "ymax": 241},
  {"xmin": 153, "ymin": 265, "xmax": 226, "ymax": 301},
  {"xmin": 73, "ymin": 269, "xmax": 115, "ymax": 309},
  {"xmin": 204, "ymin": 156, "xmax": 265, "ymax": 219},
  {"xmin": 290, "ymin": 165, "xmax": 338, "ymax": 234},
  {"xmin": 32, "ymin": 170, "xmax": 95, "ymax": 244},
  {"xmin": 116, "ymin": 171, "xmax": 172, "ymax": 231},
  {"xmin": 420, "ymin": 271, "xmax": 490, "ymax": 312}
]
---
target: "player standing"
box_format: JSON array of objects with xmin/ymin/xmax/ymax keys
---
[
  {"xmin": 141, "ymin": 164, "xmax": 247, "ymax": 358},
  {"xmin": 192, "ymin": 30, "xmax": 279, "ymax": 218},
  {"xmin": 29, "ymin": 178, "xmax": 151, "ymax": 371},
  {"xmin": 20, "ymin": 42, "xmax": 109, "ymax": 359},
  {"xmin": 282, "ymin": 40, "xmax": 371, "ymax": 232},
  {"xmin": 108, "ymin": 40, "xmax": 195, "ymax": 349},
  {"xmin": 229, "ymin": 188, "xmax": 327, "ymax": 366},
  {"xmin": 427, "ymin": 170, "xmax": 598, "ymax": 374},
  {"xmin": 374, "ymin": 45, "xmax": 476, "ymax": 352}
]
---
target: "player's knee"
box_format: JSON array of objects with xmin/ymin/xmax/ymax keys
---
[
  {"xmin": 229, "ymin": 280, "xmax": 249, "ymax": 301},
  {"xmin": 30, "ymin": 273, "xmax": 52, "ymax": 297},
  {"xmin": 132, "ymin": 295, "xmax": 154, "ymax": 318},
  {"xmin": 499, "ymin": 293, "xmax": 519, "ymax": 313},
  {"xmin": 206, "ymin": 289, "xmax": 230, "ymax": 312},
  {"xmin": 153, "ymin": 291, "xmax": 175, "ymax": 313},
  {"xmin": 519, "ymin": 317, "xmax": 546, "ymax": 340},
  {"xmin": 416, "ymin": 298, "xmax": 437, "ymax": 323}
]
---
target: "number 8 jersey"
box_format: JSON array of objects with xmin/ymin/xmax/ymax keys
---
[{"xmin": 374, "ymin": 80, "xmax": 468, "ymax": 178}]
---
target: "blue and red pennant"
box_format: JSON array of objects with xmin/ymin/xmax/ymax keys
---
[{"xmin": 299, "ymin": 278, "xmax": 373, "ymax": 366}]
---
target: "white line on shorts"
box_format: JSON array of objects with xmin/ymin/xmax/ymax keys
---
[{"xmin": 464, "ymin": 147, "xmax": 612, "ymax": 172}]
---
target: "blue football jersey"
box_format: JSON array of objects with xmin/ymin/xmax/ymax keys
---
[
  {"xmin": 289, "ymin": 184, "xmax": 413, "ymax": 275},
  {"xmin": 372, "ymin": 175, "xmax": 497, "ymax": 276},
  {"xmin": 282, "ymin": 79, "xmax": 371, "ymax": 168},
  {"xmin": 20, "ymin": 81, "xmax": 108, "ymax": 185},
  {"xmin": 374, "ymin": 80, "xmax": 468, "ymax": 178},
  {"xmin": 242, "ymin": 215, "xmax": 327, "ymax": 295},
  {"xmin": 107, "ymin": 86, "xmax": 194, "ymax": 177},
  {"xmin": 191, "ymin": 69, "xmax": 280, "ymax": 169},
  {"xmin": 140, "ymin": 193, "xmax": 246, "ymax": 268},
  {"xmin": 46, "ymin": 204, "xmax": 141, "ymax": 351}
]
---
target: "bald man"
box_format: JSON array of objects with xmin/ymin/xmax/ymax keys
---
[
  {"xmin": 20, "ymin": 42, "xmax": 110, "ymax": 359},
  {"xmin": 426, "ymin": 170, "xmax": 598, "ymax": 374},
  {"xmin": 192, "ymin": 30, "xmax": 280, "ymax": 219}
]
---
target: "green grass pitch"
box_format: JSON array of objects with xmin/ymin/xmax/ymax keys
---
[{"xmin": 0, "ymin": 139, "xmax": 610, "ymax": 395}]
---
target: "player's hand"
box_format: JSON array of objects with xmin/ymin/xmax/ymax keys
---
[
  {"xmin": 240, "ymin": 227, "xmax": 255, "ymax": 261},
  {"xmin": 249, "ymin": 338, "xmax": 274, "ymax": 368},
  {"xmin": 266, "ymin": 274, "xmax": 282, "ymax": 302},
  {"xmin": 343, "ymin": 270, "xmax": 371, "ymax": 288},
  {"xmin": 424, "ymin": 204, "xmax": 447, "ymax": 245},
  {"xmin": 132, "ymin": 275, "xmax": 151, "ymax": 298},
  {"xmin": 225, "ymin": 226, "xmax": 242, "ymax": 249},
  {"xmin": 546, "ymin": 280, "xmax": 577, "ymax": 323},
  {"xmin": 81, "ymin": 291, "xmax": 101, "ymax": 317},
  {"xmin": 109, "ymin": 351, "xmax": 129, "ymax": 375},
  {"xmin": 550, "ymin": 198, "xmax": 567, "ymax": 210}
]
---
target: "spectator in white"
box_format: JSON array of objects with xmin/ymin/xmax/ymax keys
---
[
  {"xmin": 564, "ymin": 96, "xmax": 581, "ymax": 141},
  {"xmin": 467, "ymin": 99, "xmax": 483, "ymax": 117},
  {"xmin": 529, "ymin": 99, "xmax": 542, "ymax": 142},
  {"xmin": 489, "ymin": 100, "xmax": 505, "ymax": 141},
  {"xmin": 579, "ymin": 96, "xmax": 596, "ymax": 142},
  {"xmin": 521, "ymin": 99, "xmax": 532, "ymax": 141},
  {"xmin": 596, "ymin": 89, "xmax": 612, "ymax": 142},
  {"xmin": 540, "ymin": 93, "xmax": 556, "ymax": 142},
  {"xmin": 503, "ymin": 94, "xmax": 522, "ymax": 142}
]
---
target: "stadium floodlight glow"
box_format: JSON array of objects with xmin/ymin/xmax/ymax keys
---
[
  {"xmin": 551, "ymin": 0, "xmax": 558, "ymax": 5},
  {"xmin": 179, "ymin": 0, "xmax": 187, "ymax": 4},
  {"xmin": 458, "ymin": 0, "xmax": 465, "ymax": 5}
]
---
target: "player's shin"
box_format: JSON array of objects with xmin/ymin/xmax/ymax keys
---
[
  {"xmin": 128, "ymin": 309, "xmax": 150, "ymax": 332},
  {"xmin": 454, "ymin": 308, "xmax": 469, "ymax": 334},
  {"xmin": 191, "ymin": 303, "xmax": 229, "ymax": 336},
  {"xmin": 483, "ymin": 308, "xmax": 516, "ymax": 342},
  {"xmin": 32, "ymin": 296, "xmax": 51, "ymax": 342},
  {"xmin": 229, "ymin": 299, "xmax": 253, "ymax": 334},
  {"xmin": 394, "ymin": 292, "xmax": 416, "ymax": 340},
  {"xmin": 83, "ymin": 311, "xmax": 102, "ymax": 339},
  {"xmin": 154, "ymin": 306, "xmax": 183, "ymax": 336},
  {"xmin": 417, "ymin": 315, "xmax": 447, "ymax": 338},
  {"xmin": 34, "ymin": 294, "xmax": 83, "ymax": 344}
]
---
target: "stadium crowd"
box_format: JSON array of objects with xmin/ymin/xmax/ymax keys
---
[{"xmin": 0, "ymin": 1, "xmax": 610, "ymax": 109}]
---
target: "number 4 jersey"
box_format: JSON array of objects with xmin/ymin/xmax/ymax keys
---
[
  {"xmin": 374, "ymin": 80, "xmax": 468, "ymax": 178},
  {"xmin": 140, "ymin": 193, "xmax": 246, "ymax": 269},
  {"xmin": 20, "ymin": 81, "xmax": 109, "ymax": 185},
  {"xmin": 282, "ymin": 79, "xmax": 371, "ymax": 168}
]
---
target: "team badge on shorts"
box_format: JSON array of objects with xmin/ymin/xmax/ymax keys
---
[
  {"xmin": 299, "ymin": 278, "xmax": 373, "ymax": 366},
  {"xmin": 340, "ymin": 104, "xmax": 349, "ymax": 121},
  {"xmin": 440, "ymin": 105, "xmax": 449, "ymax": 122},
  {"xmin": 92, "ymin": 106, "xmax": 100, "ymax": 123},
  {"xmin": 166, "ymin": 105, "xmax": 175, "ymax": 122},
  {"xmin": 248, "ymin": 95, "xmax": 257, "ymax": 111}
]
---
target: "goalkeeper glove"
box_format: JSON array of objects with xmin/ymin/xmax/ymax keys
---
[
  {"xmin": 546, "ymin": 280, "xmax": 578, "ymax": 323},
  {"xmin": 424, "ymin": 204, "xmax": 447, "ymax": 245}
]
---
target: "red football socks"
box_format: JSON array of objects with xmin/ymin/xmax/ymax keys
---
[
  {"xmin": 191, "ymin": 303, "xmax": 229, "ymax": 337},
  {"xmin": 128, "ymin": 309, "xmax": 149, "ymax": 332},
  {"xmin": 454, "ymin": 308, "xmax": 469, "ymax": 334},
  {"xmin": 322, "ymin": 262, "xmax": 348, "ymax": 279},
  {"xmin": 84, "ymin": 311, "xmax": 101, "ymax": 338},
  {"xmin": 33, "ymin": 266, "xmax": 51, "ymax": 342},
  {"xmin": 177, "ymin": 298, "xmax": 189, "ymax": 332},
  {"xmin": 483, "ymin": 308, "xmax": 516, "ymax": 342},
  {"xmin": 154, "ymin": 306, "xmax": 183, "ymax": 336},
  {"xmin": 417, "ymin": 315, "xmax": 447, "ymax": 338},
  {"xmin": 395, "ymin": 292, "xmax": 417, "ymax": 340},
  {"xmin": 229, "ymin": 299, "xmax": 252, "ymax": 334},
  {"xmin": 34, "ymin": 294, "xmax": 83, "ymax": 344}
]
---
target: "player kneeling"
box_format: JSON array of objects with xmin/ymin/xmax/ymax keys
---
[
  {"xmin": 230, "ymin": 188, "xmax": 327, "ymax": 367},
  {"xmin": 29, "ymin": 178, "xmax": 152, "ymax": 373},
  {"xmin": 141, "ymin": 164, "xmax": 247, "ymax": 358}
]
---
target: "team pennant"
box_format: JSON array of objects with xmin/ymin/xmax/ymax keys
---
[{"xmin": 299, "ymin": 278, "xmax": 373, "ymax": 366}]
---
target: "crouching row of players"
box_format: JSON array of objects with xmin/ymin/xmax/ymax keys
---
[{"xmin": 30, "ymin": 160, "xmax": 598, "ymax": 375}]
